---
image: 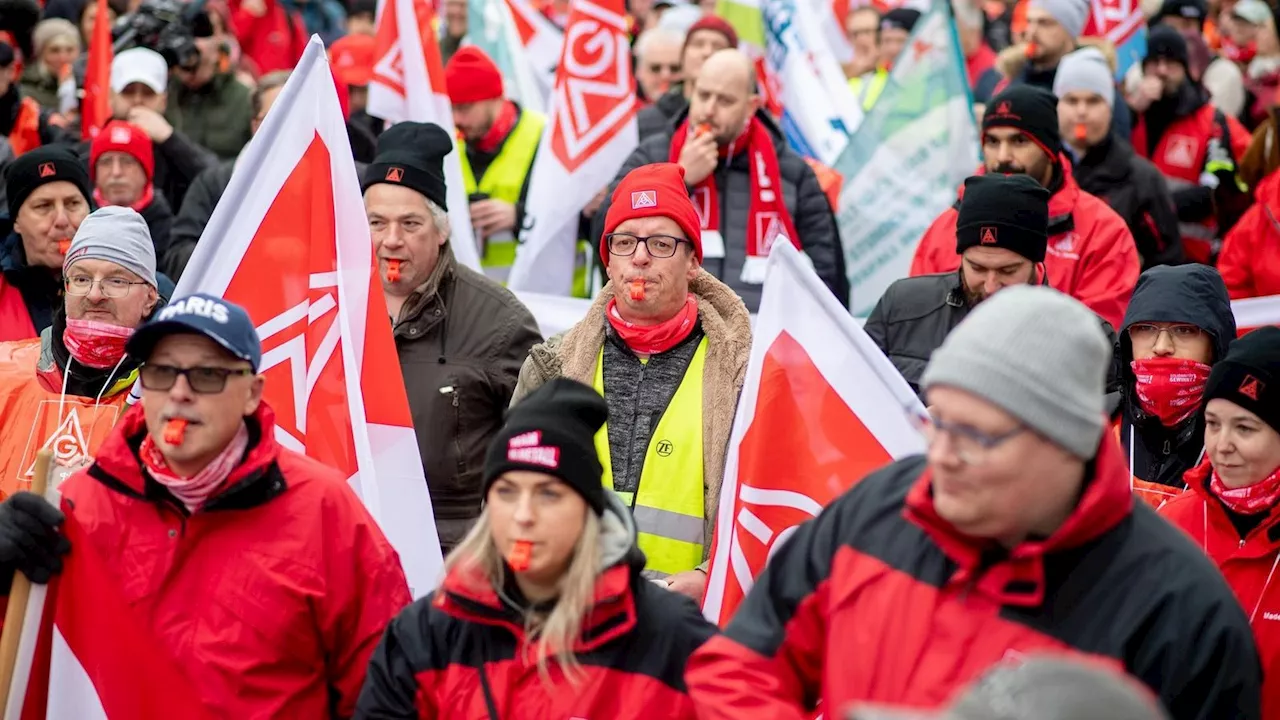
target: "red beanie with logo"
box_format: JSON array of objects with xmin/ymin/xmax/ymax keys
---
[
  {"xmin": 601, "ymin": 163, "xmax": 703, "ymax": 266},
  {"xmin": 444, "ymin": 47, "xmax": 504, "ymax": 105},
  {"xmin": 90, "ymin": 120, "xmax": 154, "ymax": 182}
]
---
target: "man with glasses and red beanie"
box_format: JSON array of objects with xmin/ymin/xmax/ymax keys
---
[
  {"xmin": 0, "ymin": 291, "xmax": 411, "ymax": 716},
  {"xmin": 513, "ymin": 162, "xmax": 752, "ymax": 604}
]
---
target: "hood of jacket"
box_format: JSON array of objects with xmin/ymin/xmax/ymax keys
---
[
  {"xmin": 1118, "ymin": 264, "xmax": 1236, "ymax": 369},
  {"xmin": 436, "ymin": 490, "xmax": 647, "ymax": 652},
  {"xmin": 904, "ymin": 431, "xmax": 1133, "ymax": 607}
]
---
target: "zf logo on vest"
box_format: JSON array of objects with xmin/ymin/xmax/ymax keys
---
[{"xmin": 655, "ymin": 439, "xmax": 674, "ymax": 457}]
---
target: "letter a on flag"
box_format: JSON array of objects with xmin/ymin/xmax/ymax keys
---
[
  {"xmin": 368, "ymin": 0, "xmax": 481, "ymax": 271},
  {"xmin": 701, "ymin": 241, "xmax": 926, "ymax": 626},
  {"xmin": 506, "ymin": 0, "xmax": 638, "ymax": 295},
  {"xmin": 161, "ymin": 37, "xmax": 443, "ymax": 596}
]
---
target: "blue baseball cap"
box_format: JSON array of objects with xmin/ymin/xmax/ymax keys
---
[{"xmin": 126, "ymin": 293, "xmax": 262, "ymax": 371}]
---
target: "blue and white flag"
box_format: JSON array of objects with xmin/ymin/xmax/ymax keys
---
[
  {"xmin": 466, "ymin": 0, "xmax": 560, "ymax": 113},
  {"xmin": 834, "ymin": 0, "xmax": 979, "ymax": 317}
]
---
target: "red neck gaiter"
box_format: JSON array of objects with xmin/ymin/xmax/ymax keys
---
[
  {"xmin": 474, "ymin": 100, "xmax": 518, "ymax": 154},
  {"xmin": 1211, "ymin": 465, "xmax": 1280, "ymax": 515},
  {"xmin": 63, "ymin": 318, "xmax": 133, "ymax": 369},
  {"xmin": 1131, "ymin": 357, "xmax": 1212, "ymax": 427},
  {"xmin": 605, "ymin": 294, "xmax": 698, "ymax": 356},
  {"xmin": 93, "ymin": 183, "xmax": 155, "ymax": 213},
  {"xmin": 140, "ymin": 423, "xmax": 250, "ymax": 513}
]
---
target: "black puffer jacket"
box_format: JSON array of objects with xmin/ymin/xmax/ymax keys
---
[
  {"xmin": 1072, "ymin": 134, "xmax": 1183, "ymax": 270},
  {"xmin": 1115, "ymin": 264, "xmax": 1236, "ymax": 491},
  {"xmin": 594, "ymin": 108, "xmax": 847, "ymax": 312},
  {"xmin": 636, "ymin": 86, "xmax": 689, "ymax": 142}
]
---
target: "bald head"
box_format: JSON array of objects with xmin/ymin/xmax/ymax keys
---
[{"xmin": 689, "ymin": 48, "xmax": 761, "ymax": 145}]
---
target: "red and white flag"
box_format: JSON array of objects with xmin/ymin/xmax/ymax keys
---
[
  {"xmin": 504, "ymin": 0, "xmax": 564, "ymax": 108},
  {"xmin": 1233, "ymin": 294, "xmax": 1280, "ymax": 336},
  {"xmin": 701, "ymin": 241, "xmax": 926, "ymax": 626},
  {"xmin": 368, "ymin": 0, "xmax": 481, "ymax": 271},
  {"xmin": 80, "ymin": 0, "xmax": 112, "ymax": 140},
  {"xmin": 506, "ymin": 0, "xmax": 638, "ymax": 295}
]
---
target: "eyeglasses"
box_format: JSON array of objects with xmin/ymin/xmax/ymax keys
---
[
  {"xmin": 1128, "ymin": 323, "xmax": 1205, "ymax": 346},
  {"xmin": 65, "ymin": 276, "xmax": 149, "ymax": 299},
  {"xmin": 140, "ymin": 364, "xmax": 254, "ymax": 394},
  {"xmin": 646, "ymin": 63, "xmax": 681, "ymax": 74},
  {"xmin": 906, "ymin": 406, "xmax": 1025, "ymax": 466},
  {"xmin": 606, "ymin": 233, "xmax": 689, "ymax": 259}
]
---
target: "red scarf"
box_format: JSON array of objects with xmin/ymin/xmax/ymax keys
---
[
  {"xmin": 473, "ymin": 100, "xmax": 518, "ymax": 154},
  {"xmin": 1211, "ymin": 465, "xmax": 1280, "ymax": 515},
  {"xmin": 1131, "ymin": 357, "xmax": 1211, "ymax": 427},
  {"xmin": 605, "ymin": 294, "xmax": 698, "ymax": 356},
  {"xmin": 92, "ymin": 183, "xmax": 155, "ymax": 214},
  {"xmin": 63, "ymin": 318, "xmax": 133, "ymax": 369},
  {"xmin": 668, "ymin": 116, "xmax": 801, "ymax": 282},
  {"xmin": 140, "ymin": 423, "xmax": 250, "ymax": 512}
]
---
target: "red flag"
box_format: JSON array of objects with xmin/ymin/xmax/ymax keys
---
[
  {"xmin": 1233, "ymin": 294, "xmax": 1280, "ymax": 336},
  {"xmin": 701, "ymin": 242, "xmax": 926, "ymax": 627},
  {"xmin": 81, "ymin": 0, "xmax": 112, "ymax": 141}
]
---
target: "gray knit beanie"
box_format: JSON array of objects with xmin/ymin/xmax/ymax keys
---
[
  {"xmin": 63, "ymin": 206, "xmax": 158, "ymax": 288},
  {"xmin": 920, "ymin": 286, "xmax": 1109, "ymax": 459},
  {"xmin": 1053, "ymin": 47, "xmax": 1115, "ymax": 109},
  {"xmin": 1030, "ymin": 0, "xmax": 1091, "ymax": 39}
]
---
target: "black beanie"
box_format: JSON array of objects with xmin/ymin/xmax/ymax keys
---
[
  {"xmin": 1145, "ymin": 24, "xmax": 1189, "ymax": 68},
  {"xmin": 956, "ymin": 174, "xmax": 1051, "ymax": 262},
  {"xmin": 1203, "ymin": 327, "xmax": 1280, "ymax": 435},
  {"xmin": 881, "ymin": 8, "xmax": 921, "ymax": 31},
  {"xmin": 362, "ymin": 121, "xmax": 452, "ymax": 211},
  {"xmin": 483, "ymin": 378, "xmax": 609, "ymax": 515},
  {"xmin": 4, "ymin": 145, "xmax": 92, "ymax": 222},
  {"xmin": 1153, "ymin": 0, "xmax": 1207, "ymax": 28},
  {"xmin": 983, "ymin": 85, "xmax": 1063, "ymax": 160}
]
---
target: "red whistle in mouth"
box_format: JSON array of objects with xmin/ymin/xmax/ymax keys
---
[
  {"xmin": 163, "ymin": 418, "xmax": 189, "ymax": 446},
  {"xmin": 1073, "ymin": 123, "xmax": 1088, "ymax": 142},
  {"xmin": 508, "ymin": 540, "xmax": 534, "ymax": 572},
  {"xmin": 1024, "ymin": 42, "xmax": 1038, "ymax": 58},
  {"xmin": 629, "ymin": 278, "xmax": 646, "ymax": 301},
  {"xmin": 58, "ymin": 239, "xmax": 71, "ymax": 256},
  {"xmin": 386, "ymin": 259, "xmax": 401, "ymax": 283}
]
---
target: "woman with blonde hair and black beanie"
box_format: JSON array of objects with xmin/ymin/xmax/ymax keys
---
[
  {"xmin": 1161, "ymin": 326, "xmax": 1280, "ymax": 715},
  {"xmin": 355, "ymin": 377, "xmax": 716, "ymax": 719}
]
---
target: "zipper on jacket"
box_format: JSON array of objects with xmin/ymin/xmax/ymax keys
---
[{"xmin": 442, "ymin": 385, "xmax": 466, "ymax": 475}]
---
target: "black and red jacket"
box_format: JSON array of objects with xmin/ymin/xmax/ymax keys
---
[
  {"xmin": 685, "ymin": 434, "xmax": 1262, "ymax": 720},
  {"xmin": 355, "ymin": 498, "xmax": 716, "ymax": 718}
]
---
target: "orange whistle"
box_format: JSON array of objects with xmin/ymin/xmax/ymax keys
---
[
  {"xmin": 508, "ymin": 540, "xmax": 534, "ymax": 572},
  {"xmin": 629, "ymin": 278, "xmax": 646, "ymax": 301},
  {"xmin": 1073, "ymin": 123, "xmax": 1088, "ymax": 142},
  {"xmin": 163, "ymin": 418, "xmax": 188, "ymax": 446},
  {"xmin": 696, "ymin": 123, "xmax": 711, "ymax": 137},
  {"xmin": 386, "ymin": 259, "xmax": 401, "ymax": 283},
  {"xmin": 1024, "ymin": 42, "xmax": 1038, "ymax": 58},
  {"xmin": 58, "ymin": 239, "xmax": 71, "ymax": 255}
]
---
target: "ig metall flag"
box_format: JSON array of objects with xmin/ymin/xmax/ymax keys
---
[{"xmin": 834, "ymin": 0, "xmax": 979, "ymax": 317}]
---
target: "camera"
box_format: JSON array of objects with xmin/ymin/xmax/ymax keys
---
[{"xmin": 111, "ymin": 0, "xmax": 204, "ymax": 72}]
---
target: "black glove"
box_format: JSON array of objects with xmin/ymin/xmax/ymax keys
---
[{"xmin": 0, "ymin": 492, "xmax": 71, "ymax": 590}]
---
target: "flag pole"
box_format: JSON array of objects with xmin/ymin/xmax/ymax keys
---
[{"xmin": 0, "ymin": 448, "xmax": 54, "ymax": 713}]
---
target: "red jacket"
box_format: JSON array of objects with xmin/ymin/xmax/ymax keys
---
[
  {"xmin": 1160, "ymin": 459, "xmax": 1280, "ymax": 717},
  {"xmin": 908, "ymin": 160, "xmax": 1141, "ymax": 329},
  {"xmin": 355, "ymin": 499, "xmax": 715, "ymax": 718},
  {"xmin": 60, "ymin": 402, "xmax": 411, "ymax": 718},
  {"xmin": 685, "ymin": 436, "xmax": 1263, "ymax": 720},
  {"xmin": 228, "ymin": 0, "xmax": 308, "ymax": 76},
  {"xmin": 1219, "ymin": 170, "xmax": 1280, "ymax": 300}
]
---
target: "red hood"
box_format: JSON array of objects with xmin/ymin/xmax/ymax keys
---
[
  {"xmin": 904, "ymin": 429, "xmax": 1133, "ymax": 607},
  {"xmin": 957, "ymin": 155, "xmax": 1081, "ymax": 223},
  {"xmin": 1183, "ymin": 457, "xmax": 1280, "ymax": 556},
  {"xmin": 93, "ymin": 401, "xmax": 282, "ymax": 496},
  {"xmin": 437, "ymin": 557, "xmax": 637, "ymax": 653}
]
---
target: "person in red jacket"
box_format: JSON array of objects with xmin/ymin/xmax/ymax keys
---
[
  {"xmin": 227, "ymin": 0, "xmax": 308, "ymax": 77},
  {"xmin": 41, "ymin": 293, "xmax": 410, "ymax": 717},
  {"xmin": 356, "ymin": 378, "xmax": 716, "ymax": 718},
  {"xmin": 686, "ymin": 286, "xmax": 1262, "ymax": 720},
  {"xmin": 909, "ymin": 85, "xmax": 1141, "ymax": 329},
  {"xmin": 1218, "ymin": 169, "xmax": 1280, "ymax": 298},
  {"xmin": 1159, "ymin": 327, "xmax": 1280, "ymax": 716}
]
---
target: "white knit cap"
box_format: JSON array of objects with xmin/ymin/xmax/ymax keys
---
[
  {"xmin": 1053, "ymin": 47, "xmax": 1116, "ymax": 109},
  {"xmin": 1029, "ymin": 0, "xmax": 1091, "ymax": 38}
]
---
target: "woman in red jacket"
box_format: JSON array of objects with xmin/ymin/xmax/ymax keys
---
[
  {"xmin": 355, "ymin": 378, "xmax": 716, "ymax": 719},
  {"xmin": 1160, "ymin": 326, "xmax": 1280, "ymax": 714}
]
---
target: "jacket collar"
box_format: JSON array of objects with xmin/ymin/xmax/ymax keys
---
[
  {"xmin": 904, "ymin": 432, "xmax": 1133, "ymax": 607},
  {"xmin": 1185, "ymin": 458, "xmax": 1280, "ymax": 556},
  {"xmin": 89, "ymin": 401, "xmax": 284, "ymax": 508}
]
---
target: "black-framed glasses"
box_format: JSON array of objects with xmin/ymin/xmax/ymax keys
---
[
  {"xmin": 906, "ymin": 406, "xmax": 1024, "ymax": 466},
  {"xmin": 64, "ymin": 276, "xmax": 150, "ymax": 298},
  {"xmin": 140, "ymin": 364, "xmax": 254, "ymax": 394},
  {"xmin": 606, "ymin": 233, "xmax": 689, "ymax": 259}
]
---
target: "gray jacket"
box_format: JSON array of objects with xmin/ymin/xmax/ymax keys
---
[{"xmin": 593, "ymin": 109, "xmax": 848, "ymax": 312}]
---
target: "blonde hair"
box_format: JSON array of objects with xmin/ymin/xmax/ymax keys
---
[{"xmin": 445, "ymin": 507, "xmax": 603, "ymax": 684}]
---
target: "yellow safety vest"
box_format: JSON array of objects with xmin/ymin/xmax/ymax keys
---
[
  {"xmin": 458, "ymin": 109, "xmax": 546, "ymax": 283},
  {"xmin": 848, "ymin": 69, "xmax": 888, "ymax": 112},
  {"xmin": 592, "ymin": 340, "xmax": 707, "ymax": 576}
]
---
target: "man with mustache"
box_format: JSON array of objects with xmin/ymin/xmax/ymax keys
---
[
  {"xmin": 0, "ymin": 206, "xmax": 164, "ymax": 498},
  {"xmin": 513, "ymin": 162, "xmax": 753, "ymax": 604},
  {"xmin": 910, "ymin": 84, "xmax": 1141, "ymax": 329}
]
